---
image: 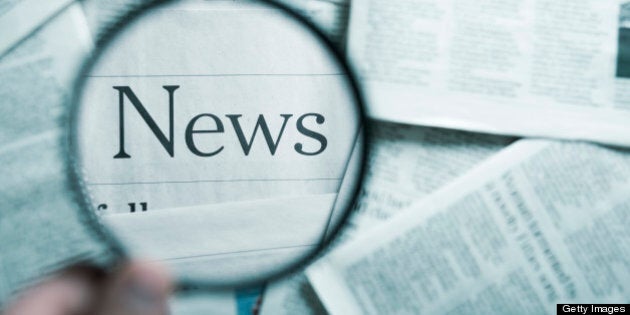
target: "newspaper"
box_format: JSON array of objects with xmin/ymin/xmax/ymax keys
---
[
  {"xmin": 259, "ymin": 123, "xmax": 513, "ymax": 315},
  {"xmin": 94, "ymin": 137, "xmax": 361, "ymax": 282},
  {"xmin": 347, "ymin": 0, "xmax": 630, "ymax": 147},
  {"xmin": 0, "ymin": 131, "xmax": 114, "ymax": 308},
  {"xmin": 307, "ymin": 140, "xmax": 630, "ymax": 314},
  {"xmin": 277, "ymin": 0, "xmax": 350, "ymax": 46},
  {"xmin": 0, "ymin": 4, "xmax": 91, "ymax": 145},
  {"xmin": 105, "ymin": 194, "xmax": 338, "ymax": 281},
  {"xmin": 0, "ymin": 0, "xmax": 74, "ymax": 58},
  {"xmin": 0, "ymin": 3, "xmax": 115, "ymax": 308}
]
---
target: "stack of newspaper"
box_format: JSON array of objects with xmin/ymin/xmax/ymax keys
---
[
  {"xmin": 1, "ymin": 0, "xmax": 629, "ymax": 314},
  {"xmin": 262, "ymin": 0, "xmax": 630, "ymax": 314}
]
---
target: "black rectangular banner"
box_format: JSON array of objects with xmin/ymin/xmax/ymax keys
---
[{"xmin": 558, "ymin": 304, "xmax": 628, "ymax": 315}]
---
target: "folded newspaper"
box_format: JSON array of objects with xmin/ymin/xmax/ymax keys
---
[
  {"xmin": 347, "ymin": 0, "xmax": 630, "ymax": 147},
  {"xmin": 307, "ymin": 140, "xmax": 630, "ymax": 314}
]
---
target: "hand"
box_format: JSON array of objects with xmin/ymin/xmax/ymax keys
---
[{"xmin": 2, "ymin": 262, "xmax": 172, "ymax": 315}]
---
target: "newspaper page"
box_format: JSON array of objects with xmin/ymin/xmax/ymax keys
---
[
  {"xmin": 259, "ymin": 123, "xmax": 513, "ymax": 315},
  {"xmin": 0, "ymin": 0, "xmax": 74, "ymax": 58},
  {"xmin": 307, "ymin": 139, "xmax": 630, "ymax": 315},
  {"xmin": 0, "ymin": 131, "xmax": 114, "ymax": 308},
  {"xmin": 347, "ymin": 0, "xmax": 630, "ymax": 147},
  {"xmin": 277, "ymin": 0, "xmax": 350, "ymax": 46},
  {"xmin": 97, "ymin": 137, "xmax": 360, "ymax": 282},
  {"xmin": 0, "ymin": 4, "xmax": 91, "ymax": 145},
  {"xmin": 0, "ymin": 3, "xmax": 114, "ymax": 308},
  {"xmin": 104, "ymin": 194, "xmax": 338, "ymax": 281}
]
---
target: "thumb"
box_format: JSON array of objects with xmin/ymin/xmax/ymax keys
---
[
  {"xmin": 3, "ymin": 266, "xmax": 102, "ymax": 315},
  {"xmin": 96, "ymin": 262, "xmax": 172, "ymax": 315}
]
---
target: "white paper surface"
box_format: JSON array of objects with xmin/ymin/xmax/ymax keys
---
[
  {"xmin": 347, "ymin": 0, "xmax": 630, "ymax": 147},
  {"xmin": 307, "ymin": 139, "xmax": 630, "ymax": 314},
  {"xmin": 104, "ymin": 194, "xmax": 336, "ymax": 282}
]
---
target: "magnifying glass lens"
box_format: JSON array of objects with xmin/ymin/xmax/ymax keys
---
[{"xmin": 72, "ymin": 0, "xmax": 363, "ymax": 287}]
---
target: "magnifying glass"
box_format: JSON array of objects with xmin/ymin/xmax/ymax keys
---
[{"xmin": 68, "ymin": 0, "xmax": 365, "ymax": 289}]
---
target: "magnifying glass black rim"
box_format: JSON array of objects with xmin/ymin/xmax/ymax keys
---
[{"xmin": 66, "ymin": 0, "xmax": 369, "ymax": 291}]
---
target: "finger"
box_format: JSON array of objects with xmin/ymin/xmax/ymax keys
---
[
  {"xmin": 3, "ymin": 267, "xmax": 102, "ymax": 315},
  {"xmin": 96, "ymin": 262, "xmax": 172, "ymax": 315}
]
